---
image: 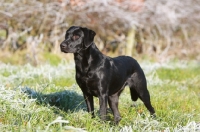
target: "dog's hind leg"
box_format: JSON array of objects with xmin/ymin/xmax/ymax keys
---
[
  {"xmin": 128, "ymin": 75, "xmax": 155, "ymax": 116},
  {"xmin": 139, "ymin": 90, "xmax": 155, "ymax": 116}
]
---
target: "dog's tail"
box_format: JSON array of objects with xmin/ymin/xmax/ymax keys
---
[{"xmin": 130, "ymin": 87, "xmax": 139, "ymax": 101}]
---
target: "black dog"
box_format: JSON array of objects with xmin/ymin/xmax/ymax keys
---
[{"xmin": 60, "ymin": 26, "xmax": 155, "ymax": 124}]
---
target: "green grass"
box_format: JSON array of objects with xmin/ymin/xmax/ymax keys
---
[
  {"xmin": 156, "ymin": 67, "xmax": 200, "ymax": 81},
  {"xmin": 0, "ymin": 61, "xmax": 200, "ymax": 131},
  {"xmin": 43, "ymin": 52, "xmax": 62, "ymax": 66}
]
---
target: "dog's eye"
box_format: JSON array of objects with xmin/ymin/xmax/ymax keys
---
[{"xmin": 72, "ymin": 35, "xmax": 80, "ymax": 40}]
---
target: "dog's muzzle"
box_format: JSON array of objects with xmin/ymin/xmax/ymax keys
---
[{"xmin": 60, "ymin": 43, "xmax": 68, "ymax": 53}]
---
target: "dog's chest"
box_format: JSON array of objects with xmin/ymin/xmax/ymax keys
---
[{"xmin": 76, "ymin": 68, "xmax": 99, "ymax": 96}]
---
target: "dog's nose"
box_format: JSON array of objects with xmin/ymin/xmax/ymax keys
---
[{"xmin": 60, "ymin": 43, "xmax": 66, "ymax": 49}]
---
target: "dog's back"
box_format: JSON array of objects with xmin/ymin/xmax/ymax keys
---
[{"xmin": 111, "ymin": 56, "xmax": 144, "ymax": 77}]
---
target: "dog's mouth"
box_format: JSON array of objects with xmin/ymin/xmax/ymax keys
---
[
  {"xmin": 61, "ymin": 48, "xmax": 69, "ymax": 53},
  {"xmin": 60, "ymin": 43, "xmax": 79, "ymax": 53},
  {"xmin": 60, "ymin": 47, "xmax": 77, "ymax": 53}
]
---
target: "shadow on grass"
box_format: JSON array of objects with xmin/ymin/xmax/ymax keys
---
[{"xmin": 21, "ymin": 87, "xmax": 87, "ymax": 112}]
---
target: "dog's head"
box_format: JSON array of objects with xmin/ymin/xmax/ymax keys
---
[{"xmin": 60, "ymin": 26, "xmax": 96, "ymax": 53}]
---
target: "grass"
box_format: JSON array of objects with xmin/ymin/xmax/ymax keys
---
[{"xmin": 0, "ymin": 61, "xmax": 200, "ymax": 131}]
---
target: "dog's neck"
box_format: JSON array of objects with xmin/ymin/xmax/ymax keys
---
[{"xmin": 74, "ymin": 43, "xmax": 104, "ymax": 71}]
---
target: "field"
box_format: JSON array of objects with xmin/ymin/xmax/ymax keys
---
[
  {"xmin": 1, "ymin": 0, "xmax": 200, "ymax": 131},
  {"xmin": 0, "ymin": 60, "xmax": 200, "ymax": 131}
]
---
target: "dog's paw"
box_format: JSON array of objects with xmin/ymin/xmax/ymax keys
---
[{"xmin": 114, "ymin": 116, "xmax": 121, "ymax": 125}]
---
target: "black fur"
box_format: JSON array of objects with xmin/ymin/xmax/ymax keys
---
[{"xmin": 60, "ymin": 26, "xmax": 155, "ymax": 124}]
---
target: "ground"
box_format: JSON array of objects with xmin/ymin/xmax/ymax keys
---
[{"xmin": 0, "ymin": 60, "xmax": 199, "ymax": 131}]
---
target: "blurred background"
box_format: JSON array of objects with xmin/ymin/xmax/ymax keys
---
[{"xmin": 0, "ymin": 0, "xmax": 200, "ymax": 65}]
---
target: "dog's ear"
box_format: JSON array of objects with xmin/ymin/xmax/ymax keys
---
[{"xmin": 81, "ymin": 27, "xmax": 96, "ymax": 48}]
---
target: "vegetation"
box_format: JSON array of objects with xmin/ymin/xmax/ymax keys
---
[
  {"xmin": 0, "ymin": 61, "xmax": 199, "ymax": 131},
  {"xmin": 1, "ymin": 0, "xmax": 200, "ymax": 64},
  {"xmin": 0, "ymin": 0, "xmax": 200, "ymax": 131}
]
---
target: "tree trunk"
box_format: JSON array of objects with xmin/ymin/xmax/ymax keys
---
[{"xmin": 126, "ymin": 26, "xmax": 135, "ymax": 56}]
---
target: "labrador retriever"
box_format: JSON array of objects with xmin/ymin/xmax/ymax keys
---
[{"xmin": 60, "ymin": 26, "xmax": 155, "ymax": 124}]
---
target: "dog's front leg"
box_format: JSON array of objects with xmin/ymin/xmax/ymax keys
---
[
  {"xmin": 99, "ymin": 94, "xmax": 108, "ymax": 121},
  {"xmin": 84, "ymin": 94, "xmax": 95, "ymax": 118},
  {"xmin": 108, "ymin": 94, "xmax": 121, "ymax": 124}
]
